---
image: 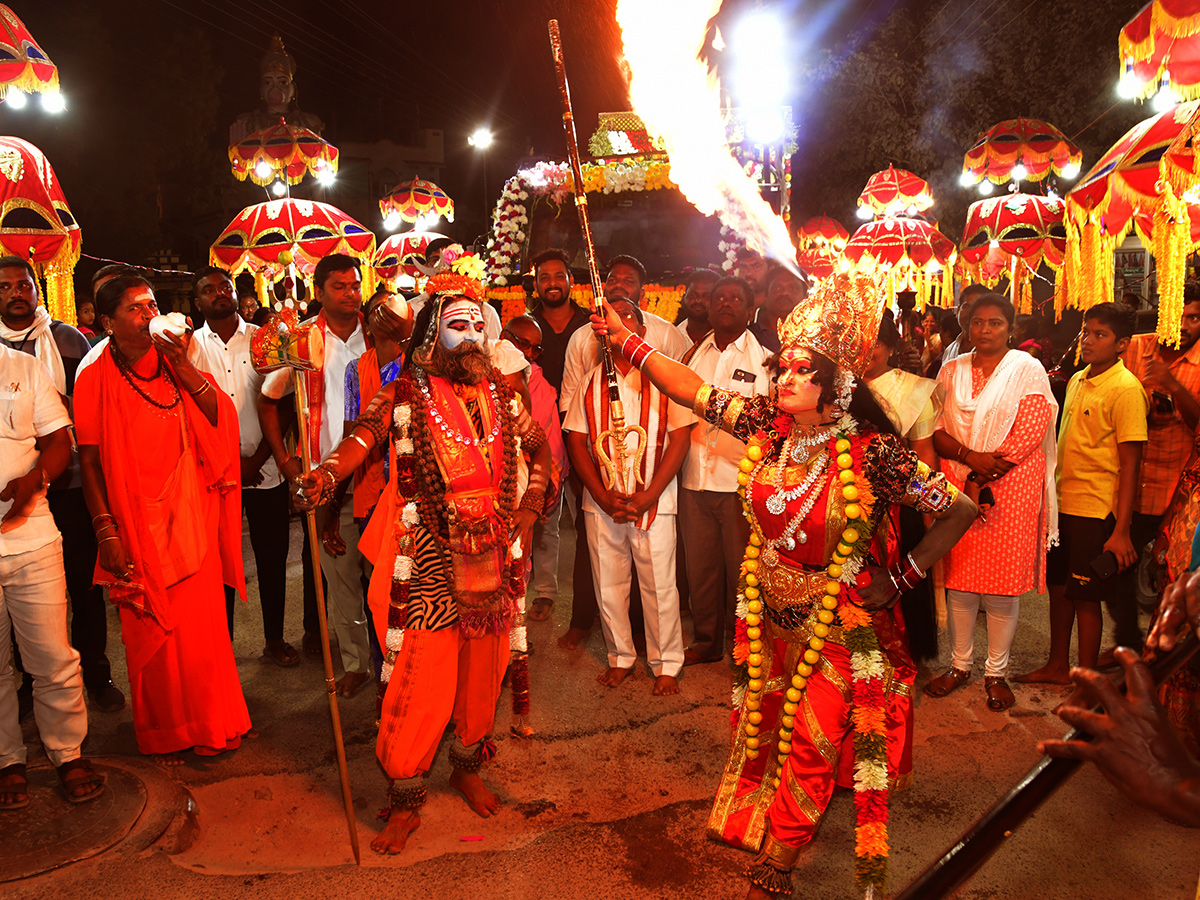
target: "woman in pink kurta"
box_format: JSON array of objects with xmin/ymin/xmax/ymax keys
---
[{"xmin": 928, "ymin": 293, "xmax": 1058, "ymax": 711}]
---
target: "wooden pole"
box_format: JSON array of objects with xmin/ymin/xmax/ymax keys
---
[{"xmin": 292, "ymin": 371, "xmax": 361, "ymax": 865}]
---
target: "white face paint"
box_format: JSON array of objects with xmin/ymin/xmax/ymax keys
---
[{"xmin": 438, "ymin": 298, "xmax": 486, "ymax": 350}]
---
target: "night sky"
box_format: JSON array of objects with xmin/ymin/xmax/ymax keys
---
[{"xmin": 7, "ymin": 0, "xmax": 1146, "ymax": 275}]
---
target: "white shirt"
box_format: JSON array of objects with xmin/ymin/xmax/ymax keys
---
[
  {"xmin": 681, "ymin": 329, "xmax": 771, "ymax": 492},
  {"xmin": 943, "ymin": 337, "xmax": 962, "ymax": 364},
  {"xmin": 562, "ymin": 364, "xmax": 693, "ymax": 517},
  {"xmin": 187, "ymin": 318, "xmax": 282, "ymax": 490},
  {"xmin": 0, "ymin": 344, "xmax": 71, "ymax": 556},
  {"xmin": 559, "ymin": 310, "xmax": 691, "ymax": 415}
]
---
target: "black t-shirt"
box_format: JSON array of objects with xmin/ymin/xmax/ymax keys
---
[{"xmin": 532, "ymin": 302, "xmax": 592, "ymax": 393}]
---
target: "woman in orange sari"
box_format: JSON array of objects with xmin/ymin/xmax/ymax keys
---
[{"xmin": 76, "ymin": 275, "xmax": 250, "ymax": 762}]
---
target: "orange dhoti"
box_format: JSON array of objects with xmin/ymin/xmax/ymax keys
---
[
  {"xmin": 708, "ymin": 624, "xmax": 914, "ymax": 868},
  {"xmin": 376, "ymin": 625, "xmax": 510, "ymax": 779}
]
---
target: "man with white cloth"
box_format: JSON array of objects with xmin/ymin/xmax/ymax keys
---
[{"xmin": 0, "ymin": 256, "xmax": 124, "ymax": 713}]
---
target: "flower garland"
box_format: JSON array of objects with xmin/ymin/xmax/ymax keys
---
[
  {"xmin": 719, "ymin": 223, "xmax": 746, "ymax": 272},
  {"xmin": 484, "ymin": 159, "xmax": 677, "ymax": 286},
  {"xmin": 731, "ymin": 417, "xmax": 891, "ymax": 898}
]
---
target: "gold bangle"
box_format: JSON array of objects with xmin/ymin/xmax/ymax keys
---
[
  {"xmin": 351, "ymin": 433, "xmax": 371, "ymax": 451},
  {"xmin": 98, "ymin": 535, "xmax": 121, "ymax": 545},
  {"xmin": 188, "ymin": 379, "xmax": 211, "ymax": 397}
]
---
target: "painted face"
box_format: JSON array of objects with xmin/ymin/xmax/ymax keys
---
[
  {"xmin": 774, "ymin": 347, "xmax": 824, "ymax": 417},
  {"xmin": 438, "ymin": 298, "xmax": 486, "ymax": 349}
]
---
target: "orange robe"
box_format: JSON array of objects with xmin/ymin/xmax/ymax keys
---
[{"xmin": 75, "ymin": 347, "xmax": 250, "ymax": 755}]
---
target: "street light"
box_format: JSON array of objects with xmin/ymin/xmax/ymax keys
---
[{"xmin": 469, "ymin": 127, "xmax": 495, "ymax": 224}]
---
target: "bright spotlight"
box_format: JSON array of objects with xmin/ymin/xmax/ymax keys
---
[
  {"xmin": 1117, "ymin": 75, "xmax": 1141, "ymax": 99},
  {"xmin": 1153, "ymin": 87, "xmax": 1176, "ymax": 112},
  {"xmin": 254, "ymin": 160, "xmax": 274, "ymax": 180},
  {"xmin": 1060, "ymin": 162, "xmax": 1080, "ymax": 180},
  {"xmin": 270, "ymin": 180, "xmax": 286, "ymax": 197},
  {"xmin": 316, "ymin": 166, "xmax": 336, "ymax": 187},
  {"xmin": 978, "ymin": 180, "xmax": 994, "ymax": 196},
  {"xmin": 383, "ymin": 211, "xmax": 403, "ymax": 232},
  {"xmin": 469, "ymin": 127, "xmax": 494, "ymax": 149},
  {"xmin": 856, "ymin": 206, "xmax": 872, "ymax": 221},
  {"xmin": 745, "ymin": 108, "xmax": 785, "ymax": 144},
  {"xmin": 1011, "ymin": 164, "xmax": 1028, "ymax": 182},
  {"xmin": 41, "ymin": 92, "xmax": 65, "ymax": 113},
  {"xmin": 959, "ymin": 171, "xmax": 975, "ymax": 187},
  {"xmin": 6, "ymin": 90, "xmax": 26, "ymax": 109}
]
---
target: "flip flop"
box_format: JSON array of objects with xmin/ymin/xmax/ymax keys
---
[
  {"xmin": 923, "ymin": 667, "xmax": 970, "ymax": 699},
  {"xmin": 263, "ymin": 641, "xmax": 301, "ymax": 667},
  {"xmin": 57, "ymin": 758, "xmax": 106, "ymax": 804},
  {"xmin": 526, "ymin": 597, "xmax": 554, "ymax": 622},
  {"xmin": 0, "ymin": 762, "xmax": 29, "ymax": 810}
]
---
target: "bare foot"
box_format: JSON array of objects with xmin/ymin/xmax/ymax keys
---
[
  {"xmin": 1014, "ymin": 664, "xmax": 1073, "ymax": 685},
  {"xmin": 557, "ymin": 627, "xmax": 588, "ymax": 650},
  {"xmin": 153, "ymin": 752, "xmax": 185, "ymax": 767},
  {"xmin": 336, "ymin": 670, "xmax": 370, "ymax": 697},
  {"xmin": 652, "ymin": 674, "xmax": 680, "ymax": 695},
  {"xmin": 449, "ymin": 767, "xmax": 500, "ymax": 817},
  {"xmin": 371, "ymin": 809, "xmax": 419, "ymax": 855},
  {"xmin": 597, "ymin": 666, "xmax": 633, "ymax": 687}
]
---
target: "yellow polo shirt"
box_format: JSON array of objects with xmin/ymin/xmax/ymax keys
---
[{"xmin": 1057, "ymin": 360, "xmax": 1148, "ymax": 519}]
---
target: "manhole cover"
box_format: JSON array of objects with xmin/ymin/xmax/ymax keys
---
[{"xmin": 2, "ymin": 763, "xmax": 147, "ymax": 881}]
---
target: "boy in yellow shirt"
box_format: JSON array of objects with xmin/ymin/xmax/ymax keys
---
[{"xmin": 1019, "ymin": 302, "xmax": 1147, "ymax": 683}]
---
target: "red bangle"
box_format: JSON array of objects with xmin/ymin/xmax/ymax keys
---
[{"xmin": 621, "ymin": 333, "xmax": 657, "ymax": 369}]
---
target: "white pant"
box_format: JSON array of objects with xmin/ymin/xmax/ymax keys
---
[
  {"xmin": 0, "ymin": 537, "xmax": 87, "ymax": 768},
  {"xmin": 530, "ymin": 489, "xmax": 562, "ymax": 600},
  {"xmin": 319, "ymin": 503, "xmax": 372, "ymax": 676},
  {"xmin": 946, "ymin": 589, "xmax": 1020, "ymax": 678},
  {"xmin": 585, "ymin": 510, "xmax": 684, "ymax": 677}
]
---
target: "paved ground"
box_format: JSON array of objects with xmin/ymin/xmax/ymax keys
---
[{"xmin": 6, "ymin": 516, "xmax": 1197, "ymax": 899}]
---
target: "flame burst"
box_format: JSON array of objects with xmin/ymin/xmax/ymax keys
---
[{"xmin": 615, "ymin": 0, "xmax": 797, "ymax": 271}]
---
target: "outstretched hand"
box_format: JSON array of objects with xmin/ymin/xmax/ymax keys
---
[
  {"xmin": 1148, "ymin": 567, "xmax": 1200, "ymax": 654},
  {"xmin": 1038, "ymin": 647, "xmax": 1200, "ymax": 827},
  {"xmin": 589, "ymin": 298, "xmax": 632, "ymax": 348}
]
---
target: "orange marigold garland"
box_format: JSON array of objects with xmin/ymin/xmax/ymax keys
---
[{"xmin": 732, "ymin": 417, "xmax": 892, "ymax": 898}]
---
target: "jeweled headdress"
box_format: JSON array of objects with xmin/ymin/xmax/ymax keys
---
[
  {"xmin": 777, "ymin": 266, "xmax": 888, "ymax": 377},
  {"xmin": 414, "ymin": 253, "xmax": 489, "ymax": 362},
  {"xmin": 260, "ymin": 34, "xmax": 296, "ymax": 77}
]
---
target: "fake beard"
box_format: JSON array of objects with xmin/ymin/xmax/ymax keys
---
[{"xmin": 430, "ymin": 340, "xmax": 492, "ymax": 385}]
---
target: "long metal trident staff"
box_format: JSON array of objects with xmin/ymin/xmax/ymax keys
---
[{"xmin": 548, "ymin": 19, "xmax": 646, "ymax": 494}]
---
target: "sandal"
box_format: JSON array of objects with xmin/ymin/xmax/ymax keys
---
[
  {"xmin": 0, "ymin": 762, "xmax": 30, "ymax": 810},
  {"xmin": 526, "ymin": 597, "xmax": 554, "ymax": 622},
  {"xmin": 57, "ymin": 758, "xmax": 106, "ymax": 804},
  {"xmin": 923, "ymin": 667, "xmax": 970, "ymax": 699},
  {"xmin": 984, "ymin": 676, "xmax": 1015, "ymax": 712},
  {"xmin": 263, "ymin": 640, "xmax": 301, "ymax": 667}
]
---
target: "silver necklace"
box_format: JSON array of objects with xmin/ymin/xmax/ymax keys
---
[
  {"xmin": 416, "ymin": 369, "xmax": 500, "ymax": 447},
  {"xmin": 755, "ymin": 450, "xmax": 830, "ymax": 566},
  {"xmin": 789, "ymin": 424, "xmax": 837, "ymax": 462}
]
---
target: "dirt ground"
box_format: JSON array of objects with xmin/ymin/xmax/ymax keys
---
[{"xmin": 7, "ymin": 515, "xmax": 1198, "ymax": 900}]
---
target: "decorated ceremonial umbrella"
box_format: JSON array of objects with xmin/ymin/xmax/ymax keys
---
[
  {"xmin": 1119, "ymin": 0, "xmax": 1200, "ymax": 102},
  {"xmin": 210, "ymin": 198, "xmax": 376, "ymax": 305},
  {"xmin": 379, "ymin": 177, "xmax": 454, "ymax": 229},
  {"xmin": 1063, "ymin": 101, "xmax": 1200, "ymax": 340},
  {"xmin": 0, "ymin": 6, "xmax": 58, "ymax": 102},
  {"xmin": 961, "ymin": 118, "xmax": 1082, "ymax": 188},
  {"xmin": 0, "ymin": 136, "xmax": 80, "ymax": 323},
  {"xmin": 372, "ymin": 230, "xmax": 447, "ymax": 286},
  {"xmin": 229, "ymin": 119, "xmax": 338, "ymax": 187},
  {"xmin": 843, "ymin": 216, "xmax": 956, "ymax": 308},
  {"xmin": 856, "ymin": 165, "xmax": 934, "ymax": 219},
  {"xmin": 793, "ymin": 216, "xmax": 848, "ymax": 282},
  {"xmin": 959, "ymin": 194, "xmax": 1066, "ymax": 312}
]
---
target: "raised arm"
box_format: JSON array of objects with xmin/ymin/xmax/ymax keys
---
[{"xmin": 590, "ymin": 304, "xmax": 705, "ymax": 410}]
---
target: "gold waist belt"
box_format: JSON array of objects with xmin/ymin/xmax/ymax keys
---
[{"xmin": 760, "ymin": 558, "xmax": 845, "ymax": 645}]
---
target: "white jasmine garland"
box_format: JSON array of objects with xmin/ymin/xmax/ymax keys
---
[
  {"xmin": 732, "ymin": 682, "xmax": 746, "ymax": 708},
  {"xmin": 385, "ymin": 626, "xmax": 404, "ymax": 652},
  {"xmin": 401, "ymin": 502, "xmax": 419, "ymax": 528},
  {"xmin": 393, "ymin": 554, "xmax": 413, "ymax": 581},
  {"xmin": 854, "ymin": 758, "xmax": 888, "ymax": 791},
  {"xmin": 837, "ymin": 553, "xmax": 865, "ymax": 586},
  {"xmin": 396, "ymin": 437, "xmax": 414, "ymax": 455},
  {"xmin": 735, "ymin": 594, "xmax": 748, "ymax": 619},
  {"xmin": 394, "ymin": 404, "xmax": 411, "ymax": 427},
  {"xmin": 850, "ymin": 649, "xmax": 885, "ymax": 681}
]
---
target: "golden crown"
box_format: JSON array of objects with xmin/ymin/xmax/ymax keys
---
[{"xmin": 777, "ymin": 266, "xmax": 888, "ymax": 376}]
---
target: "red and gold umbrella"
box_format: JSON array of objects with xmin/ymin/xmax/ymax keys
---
[
  {"xmin": 960, "ymin": 194, "xmax": 1066, "ymax": 312},
  {"xmin": 372, "ymin": 230, "xmax": 447, "ymax": 285},
  {"xmin": 843, "ymin": 216, "xmax": 956, "ymax": 308},
  {"xmin": 210, "ymin": 198, "xmax": 376, "ymax": 304},
  {"xmin": 0, "ymin": 137, "xmax": 80, "ymax": 322},
  {"xmin": 961, "ymin": 118, "xmax": 1082, "ymax": 187},
  {"xmin": 1120, "ymin": 0, "xmax": 1200, "ymax": 102},
  {"xmin": 0, "ymin": 5, "xmax": 58, "ymax": 101},
  {"xmin": 229, "ymin": 119, "xmax": 339, "ymax": 187},
  {"xmin": 856, "ymin": 165, "xmax": 933, "ymax": 219},
  {"xmin": 795, "ymin": 215, "xmax": 848, "ymax": 251},
  {"xmin": 379, "ymin": 177, "xmax": 454, "ymax": 226}
]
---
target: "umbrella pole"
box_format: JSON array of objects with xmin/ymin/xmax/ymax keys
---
[{"xmin": 293, "ymin": 371, "xmax": 361, "ymax": 865}]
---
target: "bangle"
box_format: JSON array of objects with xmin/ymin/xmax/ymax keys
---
[
  {"xmin": 188, "ymin": 379, "xmax": 211, "ymax": 397},
  {"xmin": 98, "ymin": 535, "xmax": 121, "ymax": 546},
  {"xmin": 95, "ymin": 523, "xmax": 118, "ymax": 537},
  {"xmin": 351, "ymin": 433, "xmax": 371, "ymax": 452},
  {"xmin": 314, "ymin": 463, "xmax": 339, "ymax": 504},
  {"xmin": 906, "ymin": 552, "xmax": 926, "ymax": 580},
  {"xmin": 92, "ymin": 513, "xmax": 116, "ymax": 527},
  {"xmin": 957, "ymin": 444, "xmax": 971, "ymax": 464},
  {"xmin": 619, "ymin": 333, "xmax": 658, "ymax": 369}
]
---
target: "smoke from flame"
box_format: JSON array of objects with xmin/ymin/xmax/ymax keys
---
[{"xmin": 615, "ymin": 0, "xmax": 798, "ymax": 273}]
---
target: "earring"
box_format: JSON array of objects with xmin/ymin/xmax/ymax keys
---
[{"xmin": 106, "ymin": 329, "xmax": 113, "ymax": 336}]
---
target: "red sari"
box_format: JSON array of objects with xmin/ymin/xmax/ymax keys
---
[{"xmin": 75, "ymin": 346, "xmax": 250, "ymax": 755}]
